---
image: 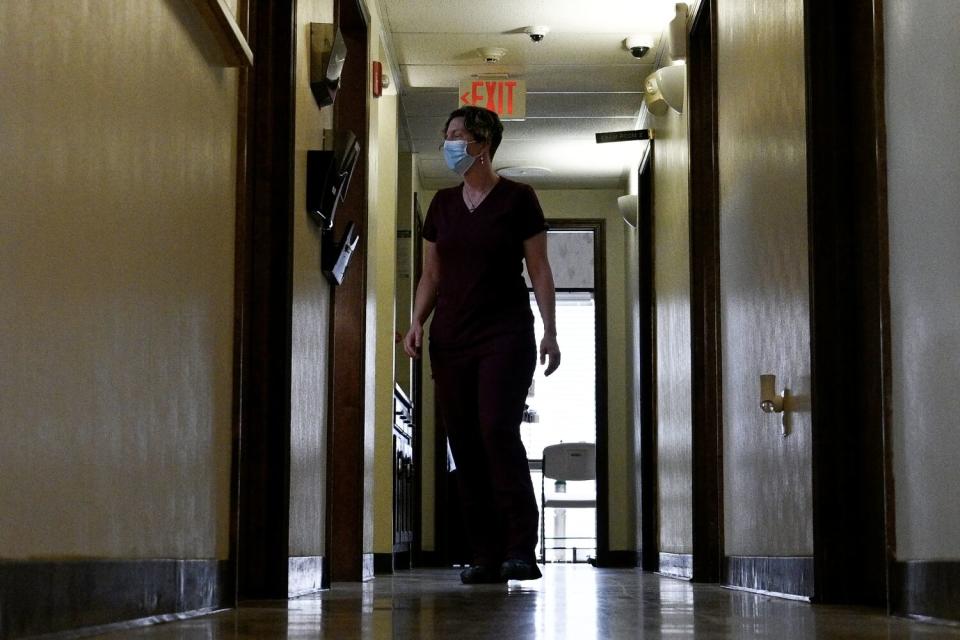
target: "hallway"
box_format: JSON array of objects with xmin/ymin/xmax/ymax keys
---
[
  {"xmin": 5, "ymin": 0, "xmax": 960, "ymax": 637},
  {"xmin": 91, "ymin": 566, "xmax": 956, "ymax": 639}
]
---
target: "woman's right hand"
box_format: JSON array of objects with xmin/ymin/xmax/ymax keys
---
[
  {"xmin": 405, "ymin": 241, "xmax": 438, "ymax": 360},
  {"xmin": 403, "ymin": 322, "xmax": 423, "ymax": 359}
]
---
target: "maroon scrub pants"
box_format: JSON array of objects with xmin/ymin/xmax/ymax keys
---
[{"xmin": 430, "ymin": 332, "xmax": 539, "ymax": 567}]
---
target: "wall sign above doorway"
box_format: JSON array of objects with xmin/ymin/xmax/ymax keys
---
[{"xmin": 458, "ymin": 78, "xmax": 526, "ymax": 120}]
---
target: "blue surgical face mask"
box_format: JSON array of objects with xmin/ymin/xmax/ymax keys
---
[{"xmin": 443, "ymin": 140, "xmax": 477, "ymax": 176}]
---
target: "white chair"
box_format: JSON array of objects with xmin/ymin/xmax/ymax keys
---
[{"xmin": 540, "ymin": 442, "xmax": 597, "ymax": 563}]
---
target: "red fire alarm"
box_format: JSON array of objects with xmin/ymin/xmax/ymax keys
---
[{"xmin": 372, "ymin": 60, "xmax": 383, "ymax": 97}]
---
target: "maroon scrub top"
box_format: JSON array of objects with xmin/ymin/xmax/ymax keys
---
[{"xmin": 423, "ymin": 177, "xmax": 548, "ymax": 350}]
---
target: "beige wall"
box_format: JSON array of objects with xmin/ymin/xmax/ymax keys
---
[
  {"xmin": 394, "ymin": 153, "xmax": 417, "ymax": 395},
  {"xmin": 416, "ymin": 190, "xmax": 437, "ymax": 551},
  {"xmin": 645, "ymin": 94, "xmax": 693, "ymax": 555},
  {"xmin": 0, "ymin": 1, "xmax": 239, "ymax": 559},
  {"xmin": 624, "ymin": 170, "xmax": 644, "ymax": 551},
  {"xmin": 718, "ymin": 0, "xmax": 812, "ymax": 556},
  {"xmin": 885, "ymin": 0, "xmax": 960, "ymax": 560},
  {"xmin": 289, "ymin": 0, "xmax": 335, "ymax": 559},
  {"xmin": 417, "ymin": 182, "xmax": 438, "ymax": 552},
  {"xmin": 364, "ymin": 21, "xmax": 401, "ymax": 555},
  {"xmin": 415, "ymin": 187, "xmax": 632, "ymax": 552}
]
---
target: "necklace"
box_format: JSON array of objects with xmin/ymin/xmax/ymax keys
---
[{"xmin": 463, "ymin": 179, "xmax": 497, "ymax": 212}]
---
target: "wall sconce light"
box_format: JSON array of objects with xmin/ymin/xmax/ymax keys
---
[
  {"xmin": 644, "ymin": 65, "xmax": 685, "ymax": 115},
  {"xmin": 644, "ymin": 3, "xmax": 688, "ymax": 116},
  {"xmin": 618, "ymin": 194, "xmax": 639, "ymax": 228}
]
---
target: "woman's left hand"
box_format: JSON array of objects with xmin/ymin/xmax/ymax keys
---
[{"xmin": 540, "ymin": 334, "xmax": 561, "ymax": 376}]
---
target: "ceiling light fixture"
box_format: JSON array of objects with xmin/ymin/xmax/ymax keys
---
[{"xmin": 497, "ymin": 166, "xmax": 552, "ymax": 178}]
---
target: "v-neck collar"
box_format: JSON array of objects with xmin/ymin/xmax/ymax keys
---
[{"xmin": 461, "ymin": 177, "xmax": 503, "ymax": 213}]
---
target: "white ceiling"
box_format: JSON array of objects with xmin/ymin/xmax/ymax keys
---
[{"xmin": 375, "ymin": 0, "xmax": 679, "ymax": 189}]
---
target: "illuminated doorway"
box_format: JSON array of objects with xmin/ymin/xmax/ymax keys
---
[{"xmin": 522, "ymin": 225, "xmax": 603, "ymax": 563}]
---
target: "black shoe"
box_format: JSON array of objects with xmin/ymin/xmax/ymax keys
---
[
  {"xmin": 460, "ymin": 565, "xmax": 507, "ymax": 584},
  {"xmin": 499, "ymin": 559, "xmax": 543, "ymax": 581}
]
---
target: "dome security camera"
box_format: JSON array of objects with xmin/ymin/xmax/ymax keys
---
[
  {"xmin": 524, "ymin": 26, "xmax": 550, "ymax": 43},
  {"xmin": 624, "ymin": 35, "xmax": 653, "ymax": 58}
]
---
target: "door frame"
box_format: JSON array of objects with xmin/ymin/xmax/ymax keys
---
[
  {"xmin": 687, "ymin": 0, "xmax": 723, "ymax": 584},
  {"xmin": 803, "ymin": 0, "xmax": 891, "ymax": 606},
  {"xmin": 547, "ymin": 219, "xmax": 611, "ymax": 565},
  {"xmin": 234, "ymin": 0, "xmax": 297, "ymax": 600},
  {"xmin": 681, "ymin": 0, "xmax": 891, "ymax": 600},
  {"xmin": 635, "ymin": 144, "xmax": 659, "ymax": 573},
  {"xmin": 325, "ymin": 0, "xmax": 371, "ymax": 583}
]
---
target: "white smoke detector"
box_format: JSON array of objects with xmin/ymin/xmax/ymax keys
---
[{"xmin": 477, "ymin": 47, "xmax": 507, "ymax": 64}]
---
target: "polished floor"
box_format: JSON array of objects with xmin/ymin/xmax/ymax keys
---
[{"xmin": 92, "ymin": 566, "xmax": 958, "ymax": 639}]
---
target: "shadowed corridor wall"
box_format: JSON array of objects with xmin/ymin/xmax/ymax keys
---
[{"xmin": 0, "ymin": 0, "xmax": 238, "ymax": 561}]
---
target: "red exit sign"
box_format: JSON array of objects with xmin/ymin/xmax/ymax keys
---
[{"xmin": 458, "ymin": 79, "xmax": 526, "ymax": 120}]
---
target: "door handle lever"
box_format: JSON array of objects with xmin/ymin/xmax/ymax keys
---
[
  {"xmin": 759, "ymin": 374, "xmax": 784, "ymax": 413},
  {"xmin": 760, "ymin": 374, "xmax": 789, "ymax": 437}
]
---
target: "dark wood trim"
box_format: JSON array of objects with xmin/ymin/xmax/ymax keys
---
[
  {"xmin": 803, "ymin": 0, "xmax": 891, "ymax": 607},
  {"xmin": 374, "ymin": 553, "xmax": 394, "ymax": 575},
  {"xmin": 394, "ymin": 549, "xmax": 412, "ymax": 571},
  {"xmin": 637, "ymin": 145, "xmax": 659, "ymax": 573},
  {"xmin": 553, "ymin": 287, "xmax": 598, "ymax": 294},
  {"xmin": 658, "ymin": 552, "xmax": 693, "ymax": 580},
  {"xmin": 326, "ymin": 0, "xmax": 371, "ymax": 583},
  {"xmin": 595, "ymin": 550, "xmax": 639, "ymax": 568},
  {"xmin": 724, "ymin": 556, "xmax": 814, "ymax": 599},
  {"xmin": 687, "ymin": 0, "xmax": 722, "ymax": 585},
  {"xmin": 373, "ymin": 547, "xmax": 413, "ymax": 575},
  {"xmin": 593, "ymin": 219, "xmax": 610, "ymax": 563},
  {"xmin": 891, "ymin": 561, "xmax": 960, "ymax": 624},
  {"xmin": 0, "ymin": 559, "xmax": 228, "ymax": 639},
  {"xmin": 287, "ymin": 556, "xmax": 326, "ymax": 598},
  {"xmin": 235, "ymin": 0, "xmax": 297, "ymax": 600}
]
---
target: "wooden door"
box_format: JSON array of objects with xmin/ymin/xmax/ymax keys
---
[
  {"xmin": 713, "ymin": 0, "xmax": 890, "ymax": 603},
  {"xmin": 717, "ymin": 0, "xmax": 814, "ymax": 598}
]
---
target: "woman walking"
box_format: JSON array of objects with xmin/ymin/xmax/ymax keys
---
[{"xmin": 404, "ymin": 106, "xmax": 561, "ymax": 584}]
